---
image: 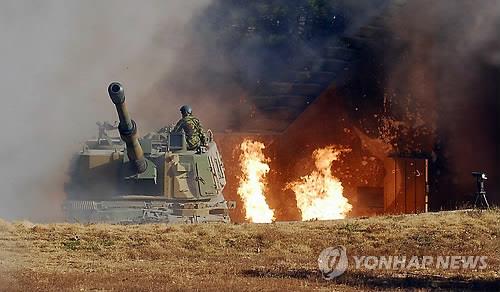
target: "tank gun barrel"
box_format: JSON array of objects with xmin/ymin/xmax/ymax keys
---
[{"xmin": 108, "ymin": 82, "xmax": 147, "ymax": 173}]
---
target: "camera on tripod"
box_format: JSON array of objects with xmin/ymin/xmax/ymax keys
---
[
  {"xmin": 472, "ymin": 171, "xmax": 489, "ymax": 209},
  {"xmin": 472, "ymin": 172, "xmax": 487, "ymax": 182}
]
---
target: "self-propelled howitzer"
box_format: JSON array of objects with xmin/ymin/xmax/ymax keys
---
[{"xmin": 64, "ymin": 82, "xmax": 234, "ymax": 224}]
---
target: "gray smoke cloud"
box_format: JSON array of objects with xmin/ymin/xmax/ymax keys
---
[
  {"xmin": 136, "ymin": 0, "xmax": 394, "ymax": 132},
  {"xmin": 0, "ymin": 0, "xmax": 211, "ymax": 221}
]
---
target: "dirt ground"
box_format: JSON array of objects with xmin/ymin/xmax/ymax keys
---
[{"xmin": 0, "ymin": 210, "xmax": 498, "ymax": 291}]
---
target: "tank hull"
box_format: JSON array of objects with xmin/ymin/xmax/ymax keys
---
[{"xmin": 64, "ymin": 196, "xmax": 232, "ymax": 224}]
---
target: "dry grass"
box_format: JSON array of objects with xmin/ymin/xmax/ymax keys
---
[{"xmin": 0, "ymin": 210, "xmax": 499, "ymax": 291}]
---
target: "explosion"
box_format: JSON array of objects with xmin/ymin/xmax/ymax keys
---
[
  {"xmin": 287, "ymin": 146, "xmax": 352, "ymax": 221},
  {"xmin": 237, "ymin": 139, "xmax": 275, "ymax": 223}
]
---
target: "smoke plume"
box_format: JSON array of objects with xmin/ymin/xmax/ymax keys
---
[{"xmin": 0, "ymin": 0, "xmax": 212, "ymax": 221}]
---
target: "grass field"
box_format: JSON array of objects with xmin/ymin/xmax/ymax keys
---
[{"xmin": 0, "ymin": 210, "xmax": 499, "ymax": 291}]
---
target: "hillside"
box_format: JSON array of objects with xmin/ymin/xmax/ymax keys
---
[{"xmin": 0, "ymin": 210, "xmax": 499, "ymax": 291}]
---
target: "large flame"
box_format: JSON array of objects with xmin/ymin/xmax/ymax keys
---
[
  {"xmin": 287, "ymin": 146, "xmax": 352, "ymax": 221},
  {"xmin": 237, "ymin": 139, "xmax": 275, "ymax": 223}
]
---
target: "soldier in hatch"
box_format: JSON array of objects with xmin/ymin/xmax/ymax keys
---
[{"xmin": 173, "ymin": 105, "xmax": 207, "ymax": 151}]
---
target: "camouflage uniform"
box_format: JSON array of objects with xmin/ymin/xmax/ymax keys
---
[{"xmin": 173, "ymin": 115, "xmax": 206, "ymax": 150}]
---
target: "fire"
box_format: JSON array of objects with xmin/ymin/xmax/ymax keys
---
[
  {"xmin": 237, "ymin": 139, "xmax": 275, "ymax": 223},
  {"xmin": 287, "ymin": 146, "xmax": 352, "ymax": 221}
]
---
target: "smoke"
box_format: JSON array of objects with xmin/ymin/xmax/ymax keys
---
[
  {"xmin": 0, "ymin": 0, "xmax": 392, "ymax": 221},
  {"xmin": 384, "ymin": 0, "xmax": 500, "ymax": 205},
  {"xmin": 136, "ymin": 0, "xmax": 393, "ymax": 132},
  {"xmin": 0, "ymin": 0, "xmax": 212, "ymax": 221}
]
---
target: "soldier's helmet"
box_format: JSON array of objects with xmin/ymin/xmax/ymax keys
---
[{"xmin": 180, "ymin": 105, "xmax": 192, "ymax": 117}]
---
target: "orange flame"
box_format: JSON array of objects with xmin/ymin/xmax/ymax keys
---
[
  {"xmin": 287, "ymin": 146, "xmax": 352, "ymax": 221},
  {"xmin": 237, "ymin": 139, "xmax": 275, "ymax": 223}
]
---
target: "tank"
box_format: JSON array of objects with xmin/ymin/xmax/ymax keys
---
[{"xmin": 64, "ymin": 82, "xmax": 234, "ymax": 224}]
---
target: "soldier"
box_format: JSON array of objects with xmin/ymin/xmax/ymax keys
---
[{"xmin": 173, "ymin": 105, "xmax": 207, "ymax": 151}]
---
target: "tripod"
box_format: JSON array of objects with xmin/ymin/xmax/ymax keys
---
[
  {"xmin": 474, "ymin": 191, "xmax": 490, "ymax": 209},
  {"xmin": 472, "ymin": 172, "xmax": 490, "ymax": 209}
]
